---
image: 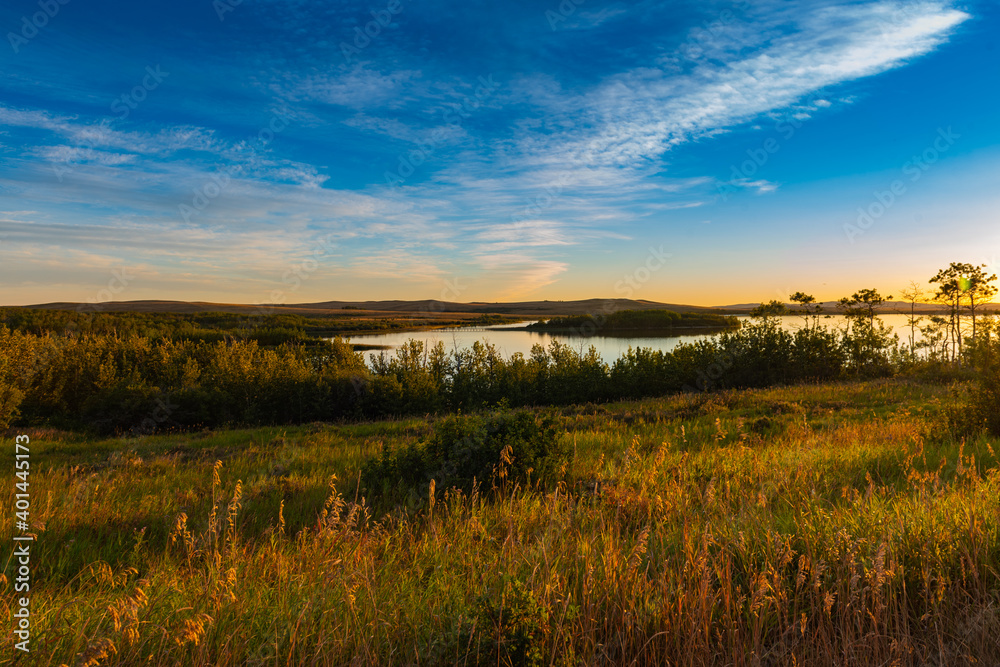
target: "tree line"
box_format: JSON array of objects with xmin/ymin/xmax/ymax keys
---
[
  {"xmin": 751, "ymin": 261, "xmax": 998, "ymax": 363},
  {"xmin": 1, "ymin": 261, "xmax": 997, "ymax": 435}
]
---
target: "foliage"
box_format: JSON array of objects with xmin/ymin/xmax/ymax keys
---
[
  {"xmin": 838, "ymin": 288, "xmax": 892, "ymax": 327},
  {"xmin": 527, "ymin": 309, "xmax": 738, "ymax": 334},
  {"xmin": 0, "ymin": 325, "xmax": 37, "ymax": 428},
  {"xmin": 748, "ymin": 300, "xmax": 788, "ymax": 321},
  {"xmin": 360, "ymin": 410, "xmax": 565, "ymax": 505},
  {"xmin": 0, "ymin": 315, "xmax": 908, "ymax": 433},
  {"xmin": 2, "ymin": 264, "xmax": 996, "ymax": 435},
  {"xmin": 469, "ymin": 576, "xmax": 551, "ymax": 667},
  {"xmin": 0, "ymin": 306, "xmax": 512, "ymax": 343},
  {"xmin": 6, "ymin": 380, "xmax": 1000, "ymax": 665}
]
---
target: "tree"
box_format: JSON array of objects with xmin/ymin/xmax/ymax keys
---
[
  {"xmin": 919, "ymin": 315, "xmax": 950, "ymax": 360},
  {"xmin": 838, "ymin": 288, "xmax": 892, "ymax": 329},
  {"xmin": 962, "ymin": 263, "xmax": 997, "ymax": 341},
  {"xmin": 789, "ymin": 291, "xmax": 823, "ymax": 329},
  {"xmin": 749, "ymin": 300, "xmax": 788, "ymax": 323},
  {"xmin": 928, "ymin": 262, "xmax": 996, "ymax": 361},
  {"xmin": 899, "ymin": 281, "xmax": 925, "ymax": 355},
  {"xmin": 930, "ymin": 266, "xmax": 962, "ymax": 361}
]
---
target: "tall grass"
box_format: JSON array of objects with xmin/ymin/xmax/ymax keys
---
[{"xmin": 2, "ymin": 379, "xmax": 998, "ymax": 665}]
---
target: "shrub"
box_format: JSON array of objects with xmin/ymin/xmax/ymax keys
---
[
  {"xmin": 80, "ymin": 382, "xmax": 164, "ymax": 435},
  {"xmin": 465, "ymin": 576, "xmax": 551, "ymax": 667},
  {"xmin": 790, "ymin": 326, "xmax": 846, "ymax": 381},
  {"xmin": 361, "ymin": 410, "xmax": 565, "ymax": 505},
  {"xmin": 965, "ymin": 365, "xmax": 1000, "ymax": 437},
  {"xmin": 0, "ymin": 325, "xmax": 35, "ymax": 428}
]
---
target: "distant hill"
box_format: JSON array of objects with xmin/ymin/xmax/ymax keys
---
[
  {"xmin": 294, "ymin": 298, "xmax": 731, "ymax": 316},
  {"xmin": 22, "ymin": 298, "xmax": 995, "ymax": 317},
  {"xmin": 712, "ymin": 300, "xmax": 982, "ymax": 314},
  {"xmin": 16, "ymin": 298, "xmax": 736, "ymax": 317}
]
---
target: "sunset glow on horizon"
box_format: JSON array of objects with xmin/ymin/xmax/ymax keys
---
[{"xmin": 1, "ymin": 0, "xmax": 998, "ymax": 307}]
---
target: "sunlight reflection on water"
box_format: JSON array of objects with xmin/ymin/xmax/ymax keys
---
[{"xmin": 344, "ymin": 314, "xmax": 928, "ymax": 363}]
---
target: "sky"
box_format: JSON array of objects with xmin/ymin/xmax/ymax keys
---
[{"xmin": 0, "ymin": 0, "xmax": 998, "ymax": 307}]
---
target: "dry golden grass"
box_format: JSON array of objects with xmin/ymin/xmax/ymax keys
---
[{"xmin": 2, "ymin": 379, "xmax": 998, "ymax": 665}]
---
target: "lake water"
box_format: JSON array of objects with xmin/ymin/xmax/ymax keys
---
[{"xmin": 345, "ymin": 313, "xmax": 929, "ymax": 364}]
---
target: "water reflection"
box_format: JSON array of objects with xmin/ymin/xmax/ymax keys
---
[{"xmin": 344, "ymin": 314, "xmax": 925, "ymax": 363}]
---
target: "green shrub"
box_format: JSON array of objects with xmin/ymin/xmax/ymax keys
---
[
  {"xmin": 0, "ymin": 325, "xmax": 35, "ymax": 428},
  {"xmin": 361, "ymin": 410, "xmax": 565, "ymax": 505},
  {"xmin": 80, "ymin": 383, "xmax": 164, "ymax": 435},
  {"xmin": 965, "ymin": 366, "xmax": 1000, "ymax": 437},
  {"xmin": 465, "ymin": 576, "xmax": 551, "ymax": 667}
]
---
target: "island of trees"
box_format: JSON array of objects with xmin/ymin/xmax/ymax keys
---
[{"xmin": 524, "ymin": 309, "xmax": 740, "ymax": 334}]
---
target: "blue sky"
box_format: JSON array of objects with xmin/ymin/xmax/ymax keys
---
[{"xmin": 1, "ymin": 0, "xmax": 998, "ymax": 306}]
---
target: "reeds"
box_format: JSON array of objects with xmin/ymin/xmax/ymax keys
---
[{"xmin": 2, "ymin": 379, "xmax": 998, "ymax": 665}]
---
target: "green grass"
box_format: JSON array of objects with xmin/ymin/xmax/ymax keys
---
[{"xmin": 2, "ymin": 378, "xmax": 999, "ymax": 665}]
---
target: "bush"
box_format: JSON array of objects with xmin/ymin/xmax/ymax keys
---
[
  {"xmin": 361, "ymin": 410, "xmax": 565, "ymax": 505},
  {"xmin": 466, "ymin": 576, "xmax": 551, "ymax": 667},
  {"xmin": 790, "ymin": 326, "xmax": 846, "ymax": 381},
  {"xmin": 80, "ymin": 383, "xmax": 164, "ymax": 435},
  {"xmin": 965, "ymin": 365, "xmax": 1000, "ymax": 437}
]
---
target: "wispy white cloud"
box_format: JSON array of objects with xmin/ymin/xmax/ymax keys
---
[
  {"xmin": 0, "ymin": 0, "xmax": 975, "ymax": 302},
  {"xmin": 0, "ymin": 106, "xmax": 222, "ymax": 156},
  {"xmin": 473, "ymin": 254, "xmax": 569, "ymax": 298},
  {"xmin": 290, "ymin": 68, "xmax": 421, "ymax": 109},
  {"xmin": 517, "ymin": 1, "xmax": 969, "ymax": 176}
]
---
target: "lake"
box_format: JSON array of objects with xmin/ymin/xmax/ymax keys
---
[{"xmin": 345, "ymin": 313, "xmax": 930, "ymax": 363}]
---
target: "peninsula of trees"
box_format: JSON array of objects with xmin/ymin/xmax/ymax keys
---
[{"xmin": 524, "ymin": 309, "xmax": 740, "ymax": 334}]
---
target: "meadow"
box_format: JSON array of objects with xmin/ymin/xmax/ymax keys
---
[{"xmin": 2, "ymin": 378, "xmax": 998, "ymax": 665}]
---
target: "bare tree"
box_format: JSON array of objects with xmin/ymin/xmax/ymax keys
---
[
  {"xmin": 962, "ymin": 263, "xmax": 998, "ymax": 341},
  {"xmin": 899, "ymin": 281, "xmax": 925, "ymax": 355},
  {"xmin": 930, "ymin": 264, "xmax": 964, "ymax": 361}
]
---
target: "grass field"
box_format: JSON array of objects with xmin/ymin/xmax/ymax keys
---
[{"xmin": 3, "ymin": 378, "xmax": 999, "ymax": 665}]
